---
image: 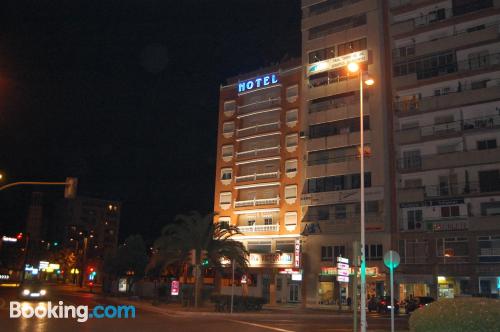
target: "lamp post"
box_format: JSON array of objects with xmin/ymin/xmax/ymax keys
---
[{"xmin": 347, "ymin": 62, "xmax": 374, "ymax": 332}]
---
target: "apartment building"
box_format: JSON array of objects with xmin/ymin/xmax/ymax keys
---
[
  {"xmin": 300, "ymin": 0, "xmax": 394, "ymax": 306},
  {"xmin": 213, "ymin": 59, "xmax": 304, "ymax": 304},
  {"xmin": 390, "ymin": 0, "xmax": 500, "ymax": 299}
]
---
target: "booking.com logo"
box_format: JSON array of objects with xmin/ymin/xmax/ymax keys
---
[{"xmin": 8, "ymin": 301, "xmax": 135, "ymax": 322}]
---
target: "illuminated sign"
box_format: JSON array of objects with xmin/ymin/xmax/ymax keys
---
[
  {"xmin": 171, "ymin": 280, "xmax": 180, "ymax": 296},
  {"xmin": 0, "ymin": 274, "xmax": 9, "ymax": 280},
  {"xmin": 238, "ymin": 74, "xmax": 279, "ymax": 93},
  {"xmin": 118, "ymin": 278, "xmax": 127, "ymax": 292},
  {"xmin": 337, "ymin": 276, "xmax": 349, "ymax": 283},
  {"xmin": 307, "ymin": 50, "xmax": 368, "ymax": 76},
  {"xmin": 249, "ymin": 253, "xmax": 293, "ymax": 267},
  {"xmin": 294, "ymin": 239, "xmax": 301, "ymax": 268},
  {"xmin": 49, "ymin": 263, "xmax": 60, "ymax": 270},
  {"xmin": 336, "ymin": 257, "xmax": 350, "ymax": 283},
  {"xmin": 2, "ymin": 236, "xmax": 17, "ymax": 243},
  {"xmin": 39, "ymin": 261, "xmax": 49, "ymax": 269},
  {"xmin": 278, "ymin": 268, "xmax": 301, "ymax": 275},
  {"xmin": 321, "ymin": 266, "xmax": 378, "ymax": 276},
  {"xmin": 292, "ymin": 274, "xmax": 302, "ymax": 281}
]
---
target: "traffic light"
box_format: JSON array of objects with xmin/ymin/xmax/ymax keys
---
[
  {"xmin": 53, "ymin": 242, "xmax": 59, "ymax": 247},
  {"xmin": 16, "ymin": 233, "xmax": 23, "ymax": 240},
  {"xmin": 64, "ymin": 177, "xmax": 78, "ymax": 199}
]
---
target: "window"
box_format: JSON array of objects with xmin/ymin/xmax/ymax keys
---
[
  {"xmin": 402, "ymin": 150, "xmax": 421, "ymax": 169},
  {"xmin": 308, "ymin": 46, "xmax": 335, "ymax": 64},
  {"xmin": 478, "ymin": 170, "xmax": 500, "ymax": 192},
  {"xmin": 337, "ymin": 37, "xmax": 367, "ymax": 56},
  {"xmin": 286, "ymin": 134, "xmax": 298, "ymax": 152},
  {"xmin": 309, "ymin": 91, "xmax": 360, "ymax": 113},
  {"xmin": 437, "ymin": 143, "xmax": 458, "ymax": 154},
  {"xmin": 276, "ymin": 240, "xmax": 295, "ymax": 252},
  {"xmin": 306, "ymin": 205, "xmax": 330, "ymax": 221},
  {"xmin": 400, "ymin": 240, "xmax": 428, "ymax": 264},
  {"xmin": 307, "ymin": 172, "xmax": 371, "ymax": 193},
  {"xmin": 219, "ymin": 192, "xmax": 232, "ymax": 209},
  {"xmin": 477, "ymin": 139, "xmax": 497, "ymax": 150},
  {"xmin": 286, "ymin": 85, "xmax": 299, "ymax": 103},
  {"xmin": 478, "ymin": 235, "xmax": 500, "ymax": 263},
  {"xmin": 220, "ymin": 168, "xmax": 232, "ymax": 184},
  {"xmin": 309, "ymin": 116, "xmax": 369, "ymax": 139},
  {"xmin": 394, "ymin": 51, "xmax": 456, "ymax": 79},
  {"xmin": 404, "ymin": 178, "xmax": 422, "ymax": 188},
  {"xmin": 224, "ymin": 100, "xmax": 236, "ymax": 116},
  {"xmin": 285, "ymin": 159, "xmax": 298, "ymax": 177},
  {"xmin": 308, "ymin": 144, "xmax": 370, "ymax": 165},
  {"xmin": 221, "ymin": 145, "xmax": 233, "ymax": 161},
  {"xmin": 309, "ymin": 14, "xmax": 367, "ymax": 40},
  {"xmin": 286, "ymin": 109, "xmax": 298, "ymax": 127},
  {"xmin": 437, "ymin": 237, "xmax": 469, "ymax": 259},
  {"xmin": 247, "ymin": 241, "xmax": 271, "ymax": 253},
  {"xmin": 406, "ymin": 210, "xmax": 423, "ymax": 230},
  {"xmin": 365, "ymin": 244, "xmax": 383, "ymax": 260},
  {"xmin": 481, "ymin": 201, "xmax": 500, "ymax": 216},
  {"xmin": 263, "ymin": 215, "xmax": 273, "ymax": 225},
  {"xmin": 285, "ymin": 185, "xmax": 298, "ymax": 203},
  {"xmin": 453, "ymin": 0, "xmax": 494, "ymax": 17},
  {"xmin": 441, "ymin": 206, "xmax": 460, "ymax": 218},
  {"xmin": 219, "ymin": 217, "xmax": 230, "ymax": 228},
  {"xmin": 222, "ymin": 122, "xmax": 234, "ymax": 138},
  {"xmin": 284, "ymin": 212, "xmax": 298, "ymax": 231},
  {"xmin": 321, "ymin": 245, "xmax": 346, "ymax": 261},
  {"xmin": 335, "ymin": 205, "xmax": 347, "ymax": 219}
]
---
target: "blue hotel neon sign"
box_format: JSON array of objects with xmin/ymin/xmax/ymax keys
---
[{"xmin": 238, "ymin": 74, "xmax": 279, "ymax": 93}]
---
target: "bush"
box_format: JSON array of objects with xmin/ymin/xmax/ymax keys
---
[
  {"xmin": 409, "ymin": 297, "xmax": 500, "ymax": 332},
  {"xmin": 210, "ymin": 294, "xmax": 266, "ymax": 312}
]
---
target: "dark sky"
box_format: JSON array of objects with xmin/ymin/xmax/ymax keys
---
[{"xmin": 0, "ymin": 0, "xmax": 301, "ymax": 243}]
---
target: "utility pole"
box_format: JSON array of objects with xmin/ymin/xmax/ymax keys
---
[{"xmin": 353, "ymin": 241, "xmax": 359, "ymax": 332}]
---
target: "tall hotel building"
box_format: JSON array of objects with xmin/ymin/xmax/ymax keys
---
[
  {"xmin": 300, "ymin": 0, "xmax": 394, "ymax": 305},
  {"xmin": 213, "ymin": 60, "xmax": 305, "ymax": 304},
  {"xmin": 391, "ymin": 0, "xmax": 500, "ymax": 299}
]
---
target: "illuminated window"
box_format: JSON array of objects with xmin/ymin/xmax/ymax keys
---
[
  {"xmin": 221, "ymin": 145, "xmax": 233, "ymax": 162},
  {"xmin": 219, "ymin": 192, "xmax": 232, "ymax": 210},
  {"xmin": 286, "ymin": 134, "xmax": 298, "ymax": 152},
  {"xmin": 286, "ymin": 85, "xmax": 299, "ymax": 103},
  {"xmin": 220, "ymin": 168, "xmax": 232, "ymax": 185},
  {"xmin": 286, "ymin": 109, "xmax": 298, "ymax": 127},
  {"xmin": 223, "ymin": 122, "xmax": 235, "ymax": 138},
  {"xmin": 284, "ymin": 212, "xmax": 298, "ymax": 231}
]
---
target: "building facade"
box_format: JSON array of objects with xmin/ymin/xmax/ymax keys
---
[
  {"xmin": 300, "ymin": 0, "xmax": 394, "ymax": 306},
  {"xmin": 390, "ymin": 0, "xmax": 500, "ymax": 299},
  {"xmin": 213, "ymin": 60, "xmax": 305, "ymax": 304}
]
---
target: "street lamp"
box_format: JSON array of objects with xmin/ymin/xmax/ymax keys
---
[{"xmin": 347, "ymin": 61, "xmax": 375, "ymax": 332}]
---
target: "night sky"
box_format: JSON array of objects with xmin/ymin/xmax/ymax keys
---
[{"xmin": 0, "ymin": 0, "xmax": 301, "ymax": 243}]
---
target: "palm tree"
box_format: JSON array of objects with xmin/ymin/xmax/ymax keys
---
[{"xmin": 147, "ymin": 211, "xmax": 248, "ymax": 307}]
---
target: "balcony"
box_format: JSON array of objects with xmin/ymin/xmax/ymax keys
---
[
  {"xmin": 396, "ymin": 114, "xmax": 500, "ymax": 144},
  {"xmin": 237, "ymin": 224, "xmax": 280, "ymax": 233},
  {"xmin": 238, "ymin": 97, "xmax": 281, "ymax": 116},
  {"xmin": 234, "ymin": 171, "xmax": 280, "ymax": 183},
  {"xmin": 235, "ymin": 146, "xmax": 280, "ymax": 160},
  {"xmin": 395, "ymin": 84, "xmax": 500, "ymax": 115},
  {"xmin": 400, "ymin": 216, "xmax": 469, "ymax": 232},
  {"xmin": 393, "ymin": 52, "xmax": 500, "ymax": 89},
  {"xmin": 308, "ymin": 76, "xmax": 360, "ymax": 101},
  {"xmin": 398, "ymin": 148, "xmax": 500, "ymax": 172},
  {"xmin": 234, "ymin": 196, "xmax": 280, "ymax": 208},
  {"xmin": 236, "ymin": 121, "xmax": 280, "ymax": 138}
]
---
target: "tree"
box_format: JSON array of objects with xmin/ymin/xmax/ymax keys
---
[
  {"xmin": 46, "ymin": 248, "xmax": 76, "ymax": 281},
  {"xmin": 147, "ymin": 211, "xmax": 248, "ymax": 307},
  {"xmin": 103, "ymin": 235, "xmax": 148, "ymax": 293}
]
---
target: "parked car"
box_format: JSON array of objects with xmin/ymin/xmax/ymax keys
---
[
  {"xmin": 19, "ymin": 280, "xmax": 49, "ymax": 300},
  {"xmin": 368, "ymin": 296, "xmax": 378, "ymax": 312},
  {"xmin": 405, "ymin": 296, "xmax": 435, "ymax": 313},
  {"xmin": 377, "ymin": 296, "xmax": 400, "ymax": 314}
]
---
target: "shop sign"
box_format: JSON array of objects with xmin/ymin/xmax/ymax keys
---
[
  {"xmin": 337, "ymin": 257, "xmax": 349, "ymax": 283},
  {"xmin": 321, "ymin": 266, "xmax": 378, "ymax": 276},
  {"xmin": 0, "ymin": 274, "xmax": 9, "ymax": 280},
  {"xmin": 238, "ymin": 73, "xmax": 279, "ymax": 93},
  {"xmin": 2, "ymin": 236, "xmax": 17, "ymax": 242},
  {"xmin": 118, "ymin": 278, "xmax": 128, "ymax": 292},
  {"xmin": 278, "ymin": 268, "xmax": 301, "ymax": 275},
  {"xmin": 307, "ymin": 50, "xmax": 368, "ymax": 76},
  {"xmin": 249, "ymin": 253, "xmax": 293, "ymax": 267},
  {"xmin": 337, "ymin": 276, "xmax": 349, "ymax": 283},
  {"xmin": 171, "ymin": 280, "xmax": 179, "ymax": 296},
  {"xmin": 294, "ymin": 239, "xmax": 301, "ymax": 268}
]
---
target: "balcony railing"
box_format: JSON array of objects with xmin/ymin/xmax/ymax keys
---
[
  {"xmin": 236, "ymin": 146, "xmax": 280, "ymax": 159},
  {"xmin": 396, "ymin": 114, "xmax": 500, "ymax": 143},
  {"xmin": 238, "ymin": 97, "xmax": 281, "ymax": 115},
  {"xmin": 400, "ymin": 217, "xmax": 469, "ymax": 232},
  {"xmin": 395, "ymin": 80, "xmax": 500, "ymax": 114},
  {"xmin": 236, "ymin": 121, "xmax": 280, "ymax": 137},
  {"xmin": 424, "ymin": 181, "xmax": 500, "ymax": 198},
  {"xmin": 234, "ymin": 196, "xmax": 280, "ymax": 208},
  {"xmin": 234, "ymin": 171, "xmax": 279, "ymax": 183},
  {"xmin": 237, "ymin": 224, "xmax": 280, "ymax": 233}
]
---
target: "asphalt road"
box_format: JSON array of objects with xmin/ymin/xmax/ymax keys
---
[{"xmin": 0, "ymin": 285, "xmax": 409, "ymax": 332}]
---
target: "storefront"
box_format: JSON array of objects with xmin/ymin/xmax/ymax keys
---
[
  {"xmin": 479, "ymin": 276, "xmax": 500, "ymax": 295},
  {"xmin": 437, "ymin": 276, "xmax": 471, "ymax": 298},
  {"xmin": 396, "ymin": 274, "xmax": 434, "ymax": 301}
]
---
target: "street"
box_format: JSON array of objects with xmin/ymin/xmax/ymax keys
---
[{"xmin": 0, "ymin": 285, "xmax": 409, "ymax": 332}]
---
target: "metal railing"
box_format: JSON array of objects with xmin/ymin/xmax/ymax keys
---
[
  {"xmin": 238, "ymin": 97, "xmax": 281, "ymax": 115},
  {"xmin": 236, "ymin": 121, "xmax": 280, "ymax": 137},
  {"xmin": 234, "ymin": 171, "xmax": 279, "ymax": 183},
  {"xmin": 237, "ymin": 224, "xmax": 280, "ymax": 233},
  {"xmin": 234, "ymin": 196, "xmax": 280, "ymax": 208},
  {"xmin": 236, "ymin": 146, "xmax": 280, "ymax": 159},
  {"xmin": 421, "ymin": 181, "xmax": 500, "ymax": 198},
  {"xmin": 400, "ymin": 217, "xmax": 469, "ymax": 232}
]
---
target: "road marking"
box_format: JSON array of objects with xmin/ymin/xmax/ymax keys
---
[{"xmin": 227, "ymin": 319, "xmax": 296, "ymax": 332}]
